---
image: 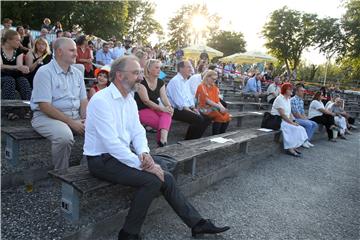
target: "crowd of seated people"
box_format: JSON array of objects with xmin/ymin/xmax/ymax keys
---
[
  {"xmin": 3, "ymin": 14, "xmax": 358, "ymax": 239},
  {"xmin": 1, "ymin": 17, "xmax": 357, "ymax": 164}
]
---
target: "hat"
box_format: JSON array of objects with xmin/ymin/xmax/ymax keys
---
[{"xmin": 94, "ymin": 65, "xmax": 110, "ymax": 78}]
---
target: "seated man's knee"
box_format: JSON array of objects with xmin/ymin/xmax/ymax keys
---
[
  {"xmin": 146, "ymin": 174, "xmax": 163, "ymax": 191},
  {"xmin": 164, "ymin": 171, "xmax": 175, "ymax": 183},
  {"xmin": 54, "ymin": 128, "xmax": 74, "ymax": 145}
]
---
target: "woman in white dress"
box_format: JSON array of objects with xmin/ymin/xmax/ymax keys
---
[{"xmin": 271, "ymin": 83, "xmax": 309, "ymax": 157}]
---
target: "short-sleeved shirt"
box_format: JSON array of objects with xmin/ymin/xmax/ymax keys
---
[
  {"xmin": 271, "ymin": 94, "xmax": 291, "ymax": 118},
  {"xmin": 290, "ymin": 95, "xmax": 305, "ymax": 116},
  {"xmin": 266, "ymin": 83, "xmax": 280, "ymax": 102},
  {"xmin": 308, "ymin": 100, "xmax": 324, "ymax": 119},
  {"xmin": 95, "ymin": 49, "xmax": 113, "ymax": 65},
  {"xmin": 30, "ymin": 59, "xmax": 87, "ymax": 119},
  {"xmin": 328, "ymin": 103, "xmax": 343, "ymax": 114}
]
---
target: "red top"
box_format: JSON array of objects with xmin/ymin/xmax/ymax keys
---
[
  {"xmin": 76, "ymin": 46, "xmax": 93, "ymax": 73},
  {"xmin": 92, "ymin": 85, "xmax": 100, "ymax": 92}
]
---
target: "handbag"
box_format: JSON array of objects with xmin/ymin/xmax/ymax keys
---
[{"xmin": 261, "ymin": 112, "xmax": 282, "ymax": 130}]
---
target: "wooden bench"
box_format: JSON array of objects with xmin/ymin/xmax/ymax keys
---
[
  {"xmin": 230, "ymin": 111, "xmax": 265, "ymax": 127},
  {"xmin": 226, "ymin": 101, "xmax": 270, "ymax": 111},
  {"xmin": 1, "ymin": 109, "xmax": 264, "ymax": 166},
  {"xmin": 48, "ymin": 128, "xmax": 279, "ymax": 222}
]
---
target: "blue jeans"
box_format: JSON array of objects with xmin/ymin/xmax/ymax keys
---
[{"xmin": 295, "ymin": 118, "xmax": 318, "ymax": 141}]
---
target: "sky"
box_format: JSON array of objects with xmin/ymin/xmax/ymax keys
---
[{"xmin": 151, "ymin": 0, "xmax": 346, "ymax": 65}]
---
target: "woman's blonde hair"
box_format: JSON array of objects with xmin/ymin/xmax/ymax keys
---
[
  {"xmin": 33, "ymin": 37, "xmax": 51, "ymax": 55},
  {"xmin": 144, "ymin": 59, "xmax": 161, "ymax": 79},
  {"xmin": 201, "ymin": 70, "xmax": 217, "ymax": 84}
]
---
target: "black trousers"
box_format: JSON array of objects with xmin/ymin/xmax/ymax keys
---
[
  {"xmin": 173, "ymin": 109, "xmax": 211, "ymax": 140},
  {"xmin": 212, "ymin": 122, "xmax": 229, "ymax": 135},
  {"xmin": 310, "ymin": 114, "xmax": 335, "ymax": 139},
  {"xmin": 87, "ymin": 154, "xmax": 202, "ymax": 234}
]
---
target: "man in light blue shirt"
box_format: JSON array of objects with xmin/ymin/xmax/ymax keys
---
[
  {"xmin": 111, "ymin": 41, "xmax": 125, "ymax": 60},
  {"xmin": 244, "ymin": 73, "xmax": 262, "ymax": 94},
  {"xmin": 95, "ymin": 42, "xmax": 113, "ymax": 66},
  {"xmin": 31, "ymin": 37, "xmax": 88, "ymax": 170},
  {"xmin": 167, "ymin": 61, "xmax": 211, "ymax": 139}
]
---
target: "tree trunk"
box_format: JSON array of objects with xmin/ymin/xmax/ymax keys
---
[{"xmin": 285, "ymin": 60, "xmax": 291, "ymax": 81}]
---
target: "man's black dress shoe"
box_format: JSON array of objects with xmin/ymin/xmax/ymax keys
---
[
  {"xmin": 191, "ymin": 219, "xmax": 230, "ymax": 238},
  {"xmin": 118, "ymin": 229, "xmax": 142, "ymax": 240}
]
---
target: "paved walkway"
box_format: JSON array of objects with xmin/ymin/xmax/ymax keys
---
[{"xmin": 101, "ymin": 132, "xmax": 359, "ymax": 240}]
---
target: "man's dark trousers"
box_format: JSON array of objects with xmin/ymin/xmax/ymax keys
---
[{"xmin": 87, "ymin": 154, "xmax": 202, "ymax": 234}]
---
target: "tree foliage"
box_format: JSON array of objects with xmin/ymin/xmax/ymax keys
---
[
  {"xmin": 1, "ymin": 0, "xmax": 161, "ymax": 41},
  {"xmin": 314, "ymin": 17, "xmax": 345, "ymax": 58},
  {"xmin": 167, "ymin": 4, "xmax": 220, "ymax": 52},
  {"xmin": 126, "ymin": 1, "xmax": 163, "ymax": 45},
  {"xmin": 342, "ymin": 0, "xmax": 360, "ymax": 59},
  {"xmin": 262, "ymin": 7, "xmax": 318, "ymax": 80},
  {"xmin": 207, "ymin": 31, "xmax": 246, "ymax": 56}
]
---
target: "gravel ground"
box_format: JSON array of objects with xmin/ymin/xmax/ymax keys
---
[{"xmin": 1, "ymin": 131, "xmax": 359, "ymax": 240}]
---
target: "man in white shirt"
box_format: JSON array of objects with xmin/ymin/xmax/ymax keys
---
[
  {"xmin": 84, "ymin": 56, "xmax": 230, "ymax": 240},
  {"xmin": 167, "ymin": 61, "xmax": 212, "ymax": 140},
  {"xmin": 187, "ymin": 61, "xmax": 209, "ymax": 97}
]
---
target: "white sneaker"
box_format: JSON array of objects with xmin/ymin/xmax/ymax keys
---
[
  {"xmin": 302, "ymin": 142, "xmax": 310, "ymax": 148},
  {"xmin": 306, "ymin": 141, "xmax": 315, "ymax": 147}
]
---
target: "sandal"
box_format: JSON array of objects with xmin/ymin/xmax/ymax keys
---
[
  {"xmin": 285, "ymin": 150, "xmax": 301, "ymax": 158},
  {"xmin": 7, "ymin": 113, "xmax": 19, "ymax": 120},
  {"xmin": 294, "ymin": 149, "xmax": 302, "ymax": 154}
]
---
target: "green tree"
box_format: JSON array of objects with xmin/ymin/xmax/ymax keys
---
[
  {"xmin": 1, "ymin": 0, "xmax": 160, "ymax": 41},
  {"xmin": 207, "ymin": 31, "xmax": 246, "ymax": 56},
  {"xmin": 126, "ymin": 0, "xmax": 163, "ymax": 45},
  {"xmin": 1, "ymin": 1, "xmax": 77, "ymax": 30},
  {"xmin": 342, "ymin": 0, "xmax": 360, "ymax": 58},
  {"xmin": 69, "ymin": 1, "xmax": 130, "ymax": 39},
  {"xmin": 262, "ymin": 7, "xmax": 318, "ymax": 80},
  {"xmin": 167, "ymin": 4, "xmax": 220, "ymax": 52},
  {"xmin": 297, "ymin": 62, "xmax": 319, "ymax": 82},
  {"xmin": 339, "ymin": 0, "xmax": 360, "ymax": 86},
  {"xmin": 315, "ymin": 17, "xmax": 345, "ymax": 58}
]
